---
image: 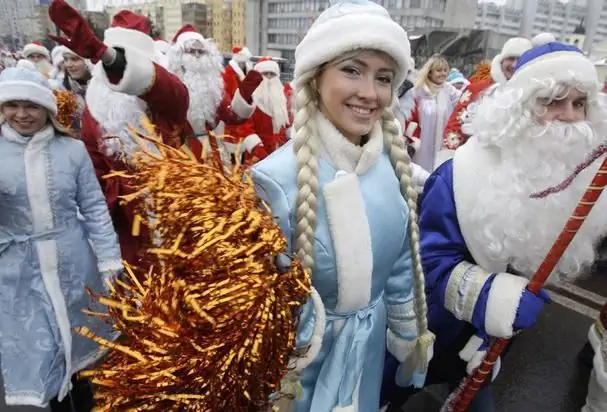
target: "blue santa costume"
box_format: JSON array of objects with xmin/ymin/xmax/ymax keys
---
[
  {"xmin": 252, "ymin": 1, "xmax": 434, "ymax": 410},
  {"xmin": 0, "ymin": 68, "xmax": 122, "ymax": 408}
]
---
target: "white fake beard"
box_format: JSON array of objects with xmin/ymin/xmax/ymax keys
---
[
  {"xmin": 85, "ymin": 66, "xmax": 154, "ymax": 159},
  {"xmin": 33, "ymin": 59, "xmax": 53, "ymax": 78},
  {"xmin": 470, "ymin": 120, "xmax": 607, "ymax": 281},
  {"xmin": 177, "ymin": 53, "xmax": 224, "ymax": 134},
  {"xmin": 252, "ymin": 77, "xmax": 289, "ymax": 133}
]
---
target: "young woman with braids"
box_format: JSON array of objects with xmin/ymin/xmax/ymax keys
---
[{"xmin": 251, "ymin": 1, "xmax": 433, "ymax": 410}]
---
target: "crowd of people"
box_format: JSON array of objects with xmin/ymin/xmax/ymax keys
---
[{"xmin": 2, "ymin": 0, "xmax": 607, "ymax": 411}]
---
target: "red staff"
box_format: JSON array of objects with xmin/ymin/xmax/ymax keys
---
[{"xmin": 443, "ymin": 153, "xmax": 607, "ymax": 411}]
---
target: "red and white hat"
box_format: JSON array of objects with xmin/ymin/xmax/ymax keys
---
[
  {"xmin": 232, "ymin": 46, "xmax": 252, "ymax": 64},
  {"xmin": 172, "ymin": 25, "xmax": 204, "ymax": 46},
  {"xmin": 23, "ymin": 42, "xmax": 50, "ymax": 60},
  {"xmin": 103, "ymin": 10, "xmax": 154, "ymax": 59},
  {"xmin": 254, "ymin": 57, "xmax": 280, "ymax": 76}
]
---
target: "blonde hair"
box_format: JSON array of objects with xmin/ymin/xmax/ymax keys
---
[
  {"xmin": 293, "ymin": 59, "xmax": 433, "ymax": 362},
  {"xmin": 415, "ymin": 55, "xmax": 449, "ymax": 89}
]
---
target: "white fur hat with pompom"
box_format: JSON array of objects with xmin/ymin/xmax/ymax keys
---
[{"xmin": 294, "ymin": 0, "xmax": 411, "ymax": 88}]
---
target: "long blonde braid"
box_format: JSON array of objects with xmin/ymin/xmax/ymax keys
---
[
  {"xmin": 292, "ymin": 71, "xmax": 321, "ymax": 273},
  {"xmin": 382, "ymin": 109, "xmax": 434, "ymax": 374}
]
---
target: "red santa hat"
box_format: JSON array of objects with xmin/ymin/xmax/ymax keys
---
[
  {"xmin": 23, "ymin": 42, "xmax": 50, "ymax": 59},
  {"xmin": 232, "ymin": 46, "xmax": 252, "ymax": 64},
  {"xmin": 103, "ymin": 10, "xmax": 155, "ymax": 59},
  {"xmin": 254, "ymin": 57, "xmax": 280, "ymax": 76},
  {"xmin": 172, "ymin": 25, "xmax": 204, "ymax": 46}
]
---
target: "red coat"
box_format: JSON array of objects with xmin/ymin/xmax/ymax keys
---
[
  {"xmin": 442, "ymin": 78, "xmax": 494, "ymax": 150},
  {"xmin": 222, "ymin": 60, "xmax": 250, "ymax": 146},
  {"xmin": 81, "ymin": 56, "xmax": 189, "ymax": 265}
]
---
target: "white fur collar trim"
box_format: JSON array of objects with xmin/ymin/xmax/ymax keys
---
[
  {"xmin": 317, "ymin": 111, "xmax": 383, "ymax": 175},
  {"xmin": 229, "ymin": 59, "xmax": 246, "ymax": 81},
  {"xmin": 452, "ymin": 138, "xmax": 508, "ymax": 273}
]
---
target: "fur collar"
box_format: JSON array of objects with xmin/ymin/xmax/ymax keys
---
[
  {"xmin": 316, "ymin": 111, "xmax": 383, "ymax": 175},
  {"xmin": 2, "ymin": 124, "xmax": 54, "ymax": 145},
  {"xmin": 491, "ymin": 54, "xmax": 508, "ymax": 85}
]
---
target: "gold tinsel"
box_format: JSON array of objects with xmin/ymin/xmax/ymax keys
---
[
  {"xmin": 52, "ymin": 90, "xmax": 79, "ymax": 130},
  {"xmin": 79, "ymin": 120, "xmax": 311, "ymax": 411},
  {"xmin": 468, "ymin": 60, "xmax": 492, "ymax": 84}
]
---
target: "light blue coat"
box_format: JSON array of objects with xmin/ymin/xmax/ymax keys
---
[
  {"xmin": 0, "ymin": 124, "xmax": 121, "ymax": 407},
  {"xmin": 252, "ymin": 114, "xmax": 420, "ymax": 412}
]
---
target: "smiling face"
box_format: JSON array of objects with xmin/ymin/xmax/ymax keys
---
[
  {"xmin": 429, "ymin": 63, "xmax": 449, "ymax": 85},
  {"xmin": 2, "ymin": 100, "xmax": 48, "ymax": 135},
  {"xmin": 316, "ymin": 50, "xmax": 395, "ymax": 144},
  {"xmin": 63, "ymin": 53, "xmax": 87, "ymax": 80}
]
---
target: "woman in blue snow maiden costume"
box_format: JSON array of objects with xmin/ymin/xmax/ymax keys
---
[
  {"xmin": 0, "ymin": 67, "xmax": 122, "ymax": 411},
  {"xmin": 251, "ymin": 1, "xmax": 434, "ymax": 410}
]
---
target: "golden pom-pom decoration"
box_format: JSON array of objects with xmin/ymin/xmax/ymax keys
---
[
  {"xmin": 469, "ymin": 60, "xmax": 492, "ymax": 84},
  {"xmin": 78, "ymin": 119, "xmax": 312, "ymax": 411},
  {"xmin": 52, "ymin": 90, "xmax": 79, "ymax": 130}
]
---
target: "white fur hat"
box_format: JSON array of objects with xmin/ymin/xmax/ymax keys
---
[
  {"xmin": 104, "ymin": 10, "xmax": 155, "ymax": 60},
  {"xmin": 232, "ymin": 46, "xmax": 252, "ymax": 64},
  {"xmin": 172, "ymin": 25, "xmax": 204, "ymax": 46},
  {"xmin": 0, "ymin": 67, "xmax": 57, "ymax": 115},
  {"xmin": 500, "ymin": 37, "xmax": 533, "ymax": 60},
  {"xmin": 509, "ymin": 42, "xmax": 598, "ymax": 101},
  {"xmin": 254, "ymin": 57, "xmax": 280, "ymax": 75},
  {"xmin": 23, "ymin": 42, "xmax": 50, "ymax": 60},
  {"xmin": 532, "ymin": 32, "xmax": 556, "ymax": 47},
  {"xmin": 51, "ymin": 45, "xmax": 69, "ymax": 68},
  {"xmin": 294, "ymin": 0, "xmax": 411, "ymax": 88}
]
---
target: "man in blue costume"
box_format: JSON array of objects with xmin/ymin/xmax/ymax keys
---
[{"xmin": 400, "ymin": 41, "xmax": 607, "ymax": 410}]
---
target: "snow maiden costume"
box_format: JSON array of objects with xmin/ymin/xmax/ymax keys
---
[
  {"xmin": 406, "ymin": 42, "xmax": 607, "ymax": 411},
  {"xmin": 0, "ymin": 68, "xmax": 122, "ymax": 407},
  {"xmin": 252, "ymin": 1, "xmax": 434, "ymax": 410}
]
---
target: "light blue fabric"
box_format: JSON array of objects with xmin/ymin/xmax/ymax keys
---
[
  {"xmin": 252, "ymin": 141, "xmax": 418, "ymax": 411},
  {"xmin": 0, "ymin": 124, "xmax": 121, "ymax": 406}
]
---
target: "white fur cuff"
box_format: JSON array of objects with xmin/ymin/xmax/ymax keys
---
[
  {"xmin": 242, "ymin": 134, "xmax": 262, "ymax": 153},
  {"xmin": 294, "ymin": 287, "xmax": 326, "ymax": 372},
  {"xmin": 387, "ymin": 329, "xmax": 417, "ymax": 364},
  {"xmin": 458, "ymin": 335, "xmax": 501, "ymax": 380},
  {"xmin": 231, "ymin": 90, "xmax": 256, "ymax": 119},
  {"xmin": 593, "ymin": 348, "xmax": 607, "ymax": 392},
  {"xmin": 589, "ymin": 322, "xmax": 603, "ymax": 351},
  {"xmin": 104, "ymin": 48, "xmax": 155, "ymax": 96},
  {"xmin": 485, "ymin": 273, "xmax": 528, "ymax": 338}
]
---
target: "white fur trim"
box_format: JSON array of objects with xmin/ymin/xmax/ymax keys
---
[
  {"xmin": 23, "ymin": 43, "xmax": 50, "ymax": 59},
  {"xmin": 444, "ymin": 261, "xmax": 493, "ymax": 323},
  {"xmin": 386, "ymin": 329, "xmax": 416, "ymax": 363},
  {"xmin": 98, "ymin": 259, "xmax": 124, "ymax": 273},
  {"xmin": 5, "ymin": 394, "xmax": 48, "ymax": 407},
  {"xmin": 103, "ymin": 27, "xmax": 155, "ymax": 60},
  {"xmin": 176, "ymin": 31, "xmax": 204, "ymax": 46},
  {"xmin": 254, "ymin": 59, "xmax": 280, "ymax": 75},
  {"xmin": 242, "ymin": 134, "xmax": 262, "ymax": 153},
  {"xmin": 295, "ymin": 3, "xmax": 411, "ymax": 88},
  {"xmin": 411, "ymin": 162, "xmax": 429, "ymax": 194},
  {"xmin": 231, "ymin": 89, "xmax": 255, "ymax": 119},
  {"xmin": 323, "ymin": 172, "xmax": 373, "ymax": 312},
  {"xmin": 458, "ymin": 335, "xmax": 502, "ymax": 380},
  {"xmin": 484, "ymin": 273, "xmax": 528, "ymax": 338},
  {"xmin": 592, "ymin": 347, "xmax": 607, "ymax": 392},
  {"xmin": 96, "ymin": 47, "xmax": 155, "ymax": 96},
  {"xmin": 405, "ymin": 121, "xmax": 418, "ymax": 139},
  {"xmin": 434, "ymin": 148, "xmax": 455, "ymax": 170},
  {"xmin": 229, "ymin": 59, "xmax": 246, "ymax": 81},
  {"xmin": 500, "ymin": 37, "xmax": 532, "ymax": 59},
  {"xmin": 532, "ymin": 33, "xmax": 556, "ymax": 47},
  {"xmin": 0, "ymin": 81, "xmax": 57, "ymax": 115},
  {"xmin": 453, "ymin": 138, "xmax": 508, "ymax": 273},
  {"xmin": 490, "ymin": 54, "xmax": 508, "ymax": 85},
  {"xmin": 294, "ymin": 287, "xmax": 326, "ymax": 371},
  {"xmin": 589, "ymin": 323, "xmax": 603, "ymax": 351},
  {"xmin": 509, "ymin": 51, "xmax": 598, "ymax": 101},
  {"xmin": 458, "ymin": 334, "xmax": 484, "ymax": 362},
  {"xmin": 24, "ymin": 131, "xmax": 73, "ymax": 401}
]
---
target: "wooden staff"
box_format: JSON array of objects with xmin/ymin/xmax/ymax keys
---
[{"xmin": 444, "ymin": 156, "xmax": 607, "ymax": 412}]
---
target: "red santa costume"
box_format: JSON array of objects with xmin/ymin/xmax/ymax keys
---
[
  {"xmin": 224, "ymin": 57, "xmax": 292, "ymax": 161},
  {"xmin": 22, "ymin": 42, "xmax": 53, "ymax": 78},
  {"xmin": 439, "ymin": 36, "xmax": 533, "ymax": 158},
  {"xmin": 166, "ymin": 26, "xmax": 260, "ymax": 162},
  {"xmin": 48, "ymin": 0, "xmax": 192, "ymax": 265}
]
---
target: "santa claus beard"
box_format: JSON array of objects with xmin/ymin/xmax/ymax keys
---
[
  {"xmin": 86, "ymin": 66, "xmax": 153, "ymax": 159},
  {"xmin": 32, "ymin": 59, "xmax": 53, "ymax": 78},
  {"xmin": 178, "ymin": 53, "xmax": 223, "ymax": 134},
  {"xmin": 470, "ymin": 120, "xmax": 607, "ymax": 281},
  {"xmin": 252, "ymin": 77, "xmax": 289, "ymax": 133}
]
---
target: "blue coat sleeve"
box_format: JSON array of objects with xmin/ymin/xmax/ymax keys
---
[
  {"xmin": 74, "ymin": 140, "xmax": 122, "ymax": 272},
  {"xmin": 419, "ymin": 161, "xmax": 495, "ymax": 333},
  {"xmin": 252, "ymin": 167, "xmax": 320, "ymax": 354}
]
